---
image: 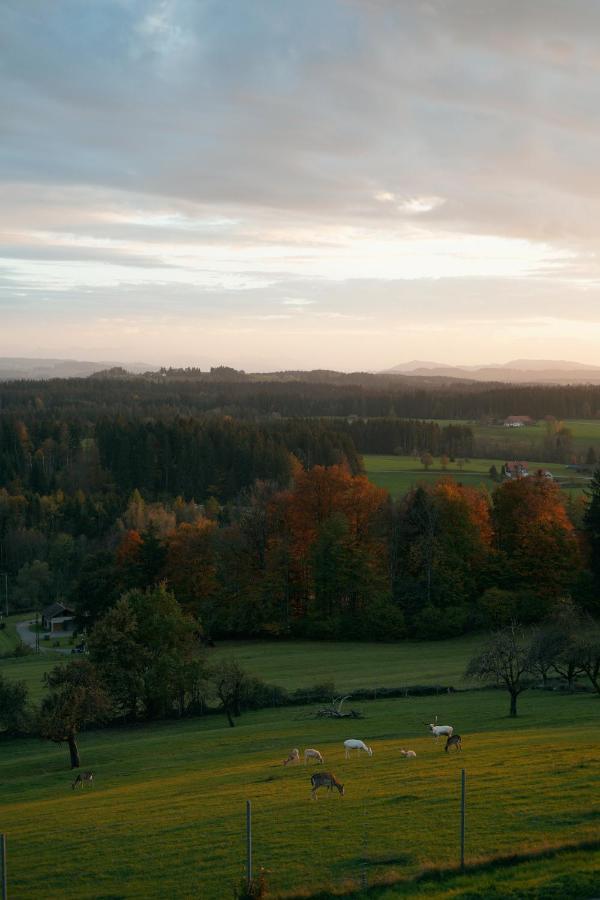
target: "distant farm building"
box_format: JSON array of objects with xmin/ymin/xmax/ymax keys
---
[
  {"xmin": 503, "ymin": 461, "xmax": 529, "ymax": 479},
  {"xmin": 503, "ymin": 416, "xmax": 534, "ymax": 428},
  {"xmin": 42, "ymin": 602, "xmax": 76, "ymax": 633}
]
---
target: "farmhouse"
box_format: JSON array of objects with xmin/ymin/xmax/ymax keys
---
[
  {"xmin": 41, "ymin": 601, "xmax": 76, "ymax": 633},
  {"xmin": 503, "ymin": 461, "xmax": 529, "ymax": 479},
  {"xmin": 503, "ymin": 415, "xmax": 534, "ymax": 427}
]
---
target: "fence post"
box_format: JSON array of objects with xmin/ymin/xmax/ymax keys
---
[
  {"xmin": 361, "ymin": 798, "xmax": 368, "ymax": 891},
  {"xmin": 1, "ymin": 833, "xmax": 7, "ymax": 900},
  {"xmin": 460, "ymin": 769, "xmax": 466, "ymax": 871},
  {"xmin": 246, "ymin": 800, "xmax": 252, "ymax": 887}
]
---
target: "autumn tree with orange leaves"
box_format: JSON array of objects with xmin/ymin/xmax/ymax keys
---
[
  {"xmin": 492, "ymin": 474, "xmax": 581, "ymax": 598},
  {"xmin": 268, "ymin": 465, "xmax": 398, "ymax": 638},
  {"xmin": 164, "ymin": 520, "xmax": 218, "ymax": 635}
]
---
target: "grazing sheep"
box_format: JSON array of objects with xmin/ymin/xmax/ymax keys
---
[
  {"xmin": 399, "ymin": 749, "xmax": 417, "ymax": 758},
  {"xmin": 283, "ymin": 748, "xmax": 300, "ymax": 766},
  {"xmin": 304, "ymin": 748, "xmax": 324, "ymax": 765}
]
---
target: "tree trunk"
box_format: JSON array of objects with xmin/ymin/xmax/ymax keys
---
[
  {"xmin": 509, "ymin": 690, "xmax": 518, "ymax": 717},
  {"xmin": 68, "ymin": 732, "xmax": 80, "ymax": 769},
  {"xmin": 224, "ymin": 705, "xmax": 234, "ymax": 727}
]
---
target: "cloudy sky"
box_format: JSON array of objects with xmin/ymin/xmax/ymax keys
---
[{"xmin": 2, "ymin": 0, "xmax": 600, "ymax": 371}]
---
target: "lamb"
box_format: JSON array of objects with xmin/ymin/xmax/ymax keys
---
[
  {"xmin": 399, "ymin": 749, "xmax": 417, "ymax": 758},
  {"xmin": 283, "ymin": 748, "xmax": 300, "ymax": 766},
  {"xmin": 344, "ymin": 739, "xmax": 373, "ymax": 758},
  {"xmin": 304, "ymin": 748, "xmax": 324, "ymax": 765}
]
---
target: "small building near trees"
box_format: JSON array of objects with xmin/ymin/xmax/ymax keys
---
[
  {"xmin": 503, "ymin": 461, "xmax": 529, "ymax": 479},
  {"xmin": 42, "ymin": 602, "xmax": 76, "ymax": 633},
  {"xmin": 503, "ymin": 416, "xmax": 534, "ymax": 428}
]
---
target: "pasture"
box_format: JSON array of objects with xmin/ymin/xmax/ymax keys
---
[
  {"xmin": 363, "ymin": 454, "xmax": 590, "ymax": 499},
  {"xmin": 0, "ymin": 633, "xmax": 485, "ymax": 703},
  {"xmin": 1, "ymin": 689, "xmax": 599, "ymax": 898},
  {"xmin": 430, "ymin": 417, "xmax": 600, "ymax": 451},
  {"xmin": 0, "ymin": 613, "xmax": 20, "ymax": 655}
]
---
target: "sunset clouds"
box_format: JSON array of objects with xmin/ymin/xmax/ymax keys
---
[{"xmin": 2, "ymin": 1, "xmax": 600, "ymax": 369}]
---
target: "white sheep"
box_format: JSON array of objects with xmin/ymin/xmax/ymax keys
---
[{"xmin": 399, "ymin": 749, "xmax": 417, "ymax": 758}]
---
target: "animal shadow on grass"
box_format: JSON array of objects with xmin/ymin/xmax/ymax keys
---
[{"xmin": 385, "ymin": 794, "xmax": 419, "ymax": 803}]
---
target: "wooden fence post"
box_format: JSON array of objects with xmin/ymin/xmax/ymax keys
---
[
  {"xmin": 460, "ymin": 769, "xmax": 466, "ymax": 871},
  {"xmin": 246, "ymin": 800, "xmax": 252, "ymax": 887},
  {"xmin": 1, "ymin": 833, "xmax": 7, "ymax": 900}
]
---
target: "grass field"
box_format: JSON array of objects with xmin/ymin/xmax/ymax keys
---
[
  {"xmin": 1, "ymin": 689, "xmax": 599, "ymax": 899},
  {"xmin": 0, "ymin": 612, "xmax": 20, "ymax": 655},
  {"xmin": 428, "ymin": 417, "xmax": 600, "ymax": 459},
  {"xmin": 363, "ymin": 454, "xmax": 590, "ymax": 499},
  {"xmin": 0, "ymin": 633, "xmax": 485, "ymax": 705}
]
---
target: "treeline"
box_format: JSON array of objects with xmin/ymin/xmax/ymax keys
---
[
  {"xmin": 334, "ymin": 418, "xmax": 474, "ymax": 457},
  {"xmin": 3, "ymin": 375, "xmax": 600, "ymax": 421},
  {"xmin": 0, "ymin": 415, "xmax": 360, "ymax": 499},
  {"xmin": 0, "ymin": 415, "xmax": 358, "ymax": 583},
  {"xmin": 3, "ymin": 456, "xmax": 597, "ymax": 642},
  {"xmin": 66, "ymin": 466, "xmax": 596, "ymax": 642}
]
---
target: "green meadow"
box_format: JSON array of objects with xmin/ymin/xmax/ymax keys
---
[
  {"xmin": 0, "ymin": 632, "xmax": 487, "ymax": 703},
  {"xmin": 1, "ymin": 689, "xmax": 599, "ymax": 899},
  {"xmin": 363, "ymin": 454, "xmax": 590, "ymax": 499}
]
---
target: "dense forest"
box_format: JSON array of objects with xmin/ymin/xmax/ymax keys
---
[
  {"xmin": 1, "ymin": 373, "xmax": 600, "ymax": 646},
  {"xmin": 3, "ymin": 371, "xmax": 600, "ymax": 420}
]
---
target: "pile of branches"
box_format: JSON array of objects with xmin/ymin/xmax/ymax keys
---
[{"xmin": 315, "ymin": 695, "xmax": 363, "ymax": 719}]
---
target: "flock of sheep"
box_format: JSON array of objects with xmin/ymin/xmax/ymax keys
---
[{"xmin": 282, "ymin": 721, "xmax": 463, "ymax": 799}]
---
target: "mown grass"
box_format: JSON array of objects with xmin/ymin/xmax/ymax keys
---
[
  {"xmin": 0, "ymin": 612, "xmax": 21, "ymax": 654},
  {"xmin": 363, "ymin": 454, "xmax": 589, "ymax": 499},
  {"xmin": 214, "ymin": 635, "xmax": 484, "ymax": 691},
  {"xmin": 312, "ymin": 843, "xmax": 600, "ymax": 898},
  {"xmin": 1, "ymin": 690, "xmax": 599, "ymax": 899},
  {"xmin": 0, "ymin": 633, "xmax": 486, "ymax": 703}
]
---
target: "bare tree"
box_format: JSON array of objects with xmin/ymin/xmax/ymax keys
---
[
  {"xmin": 466, "ymin": 624, "xmax": 533, "ymax": 717},
  {"xmin": 209, "ymin": 659, "xmax": 250, "ymax": 727},
  {"xmin": 573, "ymin": 620, "xmax": 600, "ymax": 695},
  {"xmin": 528, "ymin": 624, "xmax": 565, "ymax": 687}
]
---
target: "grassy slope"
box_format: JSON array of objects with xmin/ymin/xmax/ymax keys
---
[
  {"xmin": 1, "ymin": 690, "xmax": 599, "ymax": 899},
  {"xmin": 0, "ymin": 634, "xmax": 485, "ymax": 703},
  {"xmin": 363, "ymin": 454, "xmax": 589, "ymax": 499},
  {"xmin": 327, "ymin": 846, "xmax": 600, "ymax": 899},
  {"xmin": 214, "ymin": 635, "xmax": 484, "ymax": 691},
  {"xmin": 0, "ymin": 613, "xmax": 21, "ymax": 655}
]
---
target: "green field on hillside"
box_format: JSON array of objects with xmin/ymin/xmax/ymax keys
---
[
  {"xmin": 0, "ymin": 613, "xmax": 20, "ymax": 655},
  {"xmin": 1, "ymin": 690, "xmax": 599, "ymax": 899},
  {"xmin": 0, "ymin": 633, "xmax": 485, "ymax": 704},
  {"xmin": 363, "ymin": 454, "xmax": 590, "ymax": 499},
  {"xmin": 431, "ymin": 417, "xmax": 600, "ymax": 454}
]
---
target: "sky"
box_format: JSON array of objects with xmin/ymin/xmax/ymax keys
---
[{"xmin": 2, "ymin": 0, "xmax": 600, "ymax": 372}]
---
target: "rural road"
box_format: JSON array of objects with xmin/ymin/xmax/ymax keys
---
[{"xmin": 16, "ymin": 620, "xmax": 72, "ymax": 654}]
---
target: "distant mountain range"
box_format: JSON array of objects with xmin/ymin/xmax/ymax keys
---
[
  {"xmin": 382, "ymin": 359, "xmax": 600, "ymax": 384},
  {"xmin": 0, "ymin": 357, "xmax": 152, "ymax": 381},
  {"xmin": 2, "ymin": 356, "xmax": 600, "ymax": 385}
]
